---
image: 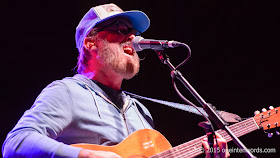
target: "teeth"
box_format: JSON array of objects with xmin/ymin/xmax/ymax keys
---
[
  {"xmin": 123, "ymin": 47, "xmax": 132, "ymax": 51},
  {"xmin": 123, "ymin": 46, "xmax": 133, "ymax": 54}
]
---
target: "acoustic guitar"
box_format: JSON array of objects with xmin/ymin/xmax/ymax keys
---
[{"xmin": 71, "ymin": 106, "xmax": 279, "ymax": 158}]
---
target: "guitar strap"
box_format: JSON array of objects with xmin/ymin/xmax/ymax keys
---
[
  {"xmin": 124, "ymin": 91, "xmax": 210, "ymax": 116},
  {"xmin": 124, "ymin": 91, "xmax": 241, "ymax": 123}
]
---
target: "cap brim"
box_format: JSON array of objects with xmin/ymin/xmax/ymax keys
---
[{"xmin": 96, "ymin": 11, "xmax": 150, "ymax": 33}]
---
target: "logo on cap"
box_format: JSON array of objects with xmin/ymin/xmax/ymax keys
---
[{"xmin": 102, "ymin": 4, "xmax": 123, "ymax": 13}]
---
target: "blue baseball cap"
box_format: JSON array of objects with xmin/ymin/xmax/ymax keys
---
[{"xmin": 75, "ymin": 3, "xmax": 150, "ymax": 52}]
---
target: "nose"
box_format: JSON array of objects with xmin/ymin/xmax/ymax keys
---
[{"xmin": 126, "ymin": 34, "xmax": 136, "ymax": 42}]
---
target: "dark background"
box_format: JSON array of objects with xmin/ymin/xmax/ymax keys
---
[{"xmin": 1, "ymin": 0, "xmax": 279, "ymax": 157}]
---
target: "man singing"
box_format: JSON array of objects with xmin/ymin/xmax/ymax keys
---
[{"xmin": 2, "ymin": 3, "xmax": 229, "ymax": 158}]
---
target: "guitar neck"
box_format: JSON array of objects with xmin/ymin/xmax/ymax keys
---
[{"xmin": 152, "ymin": 117, "xmax": 260, "ymax": 158}]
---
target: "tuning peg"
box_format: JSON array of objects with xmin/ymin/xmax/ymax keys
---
[
  {"xmin": 275, "ymin": 123, "xmax": 280, "ymax": 135},
  {"xmin": 254, "ymin": 110, "xmax": 260, "ymax": 115},
  {"xmin": 262, "ymin": 108, "xmax": 267, "ymax": 112},
  {"xmin": 269, "ymin": 106, "xmax": 274, "ymax": 110},
  {"xmin": 268, "ymin": 132, "xmax": 273, "ymax": 138}
]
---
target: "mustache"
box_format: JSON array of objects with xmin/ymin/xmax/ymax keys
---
[{"xmin": 121, "ymin": 41, "xmax": 132, "ymax": 47}]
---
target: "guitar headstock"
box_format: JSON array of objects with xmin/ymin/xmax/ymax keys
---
[{"xmin": 253, "ymin": 106, "xmax": 280, "ymax": 136}]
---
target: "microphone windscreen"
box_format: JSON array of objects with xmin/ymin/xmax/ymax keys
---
[{"xmin": 132, "ymin": 36, "xmax": 144, "ymax": 52}]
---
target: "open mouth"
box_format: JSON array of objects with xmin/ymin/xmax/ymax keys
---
[{"xmin": 123, "ymin": 45, "xmax": 134, "ymax": 55}]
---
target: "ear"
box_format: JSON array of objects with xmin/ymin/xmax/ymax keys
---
[{"xmin": 83, "ymin": 37, "xmax": 97, "ymax": 51}]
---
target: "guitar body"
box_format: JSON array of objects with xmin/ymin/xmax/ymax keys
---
[{"xmin": 71, "ymin": 129, "xmax": 172, "ymax": 158}]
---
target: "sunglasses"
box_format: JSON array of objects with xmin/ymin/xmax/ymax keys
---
[{"xmin": 96, "ymin": 21, "xmax": 141, "ymax": 36}]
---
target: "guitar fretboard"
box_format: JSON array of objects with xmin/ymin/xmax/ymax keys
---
[{"xmin": 151, "ymin": 117, "xmax": 259, "ymax": 158}]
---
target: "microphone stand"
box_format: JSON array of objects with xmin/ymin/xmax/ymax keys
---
[{"xmin": 154, "ymin": 49, "xmax": 256, "ymax": 158}]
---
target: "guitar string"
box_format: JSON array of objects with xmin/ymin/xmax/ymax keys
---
[
  {"xmin": 152, "ymin": 109, "xmax": 277, "ymax": 157},
  {"xmin": 179, "ymin": 126, "xmax": 258, "ymax": 158},
  {"xmin": 186, "ymin": 125, "xmax": 260, "ymax": 158},
  {"xmin": 185, "ymin": 116, "xmax": 266, "ymax": 157},
  {"xmin": 182, "ymin": 120, "xmax": 259, "ymax": 157},
  {"xmin": 159, "ymin": 126, "xmax": 257, "ymax": 158},
  {"xmin": 218, "ymin": 118, "xmax": 259, "ymax": 140},
  {"xmin": 156, "ymin": 119, "xmax": 256, "ymax": 157},
  {"xmin": 155, "ymin": 117, "xmax": 263, "ymax": 158},
  {"xmin": 219, "ymin": 126, "xmax": 258, "ymax": 142},
  {"xmin": 151, "ymin": 110, "xmax": 277, "ymax": 158},
  {"xmin": 183, "ymin": 113, "xmax": 273, "ymax": 158},
  {"xmin": 153, "ymin": 136, "xmax": 205, "ymax": 158},
  {"xmin": 188, "ymin": 110, "xmax": 277, "ymax": 157}
]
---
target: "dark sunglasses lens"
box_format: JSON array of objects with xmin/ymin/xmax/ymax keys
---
[
  {"xmin": 117, "ymin": 23, "xmax": 129, "ymax": 35},
  {"xmin": 98, "ymin": 21, "xmax": 141, "ymax": 35},
  {"xmin": 117, "ymin": 22, "xmax": 141, "ymax": 35},
  {"xmin": 119, "ymin": 28, "xmax": 141, "ymax": 36}
]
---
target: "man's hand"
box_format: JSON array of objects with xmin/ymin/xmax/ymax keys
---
[
  {"xmin": 78, "ymin": 149, "xmax": 122, "ymax": 158},
  {"xmin": 202, "ymin": 133, "xmax": 230, "ymax": 158}
]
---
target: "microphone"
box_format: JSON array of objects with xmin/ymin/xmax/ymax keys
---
[{"xmin": 132, "ymin": 36, "xmax": 183, "ymax": 52}]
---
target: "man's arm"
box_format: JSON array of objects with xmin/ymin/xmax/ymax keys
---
[{"xmin": 2, "ymin": 81, "xmax": 81, "ymax": 158}]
